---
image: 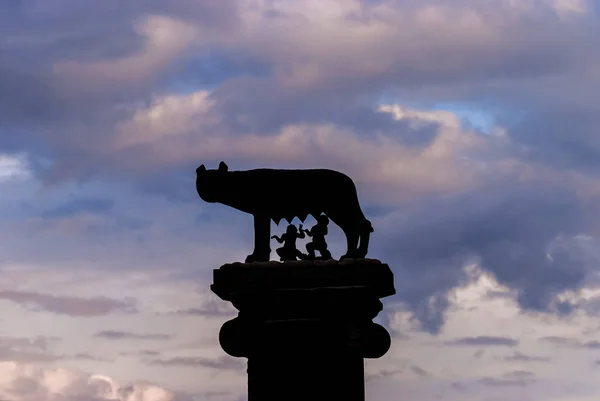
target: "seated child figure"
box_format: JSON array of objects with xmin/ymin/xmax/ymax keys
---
[
  {"xmin": 271, "ymin": 224, "xmax": 306, "ymax": 261},
  {"xmin": 301, "ymin": 215, "xmax": 332, "ymax": 260}
]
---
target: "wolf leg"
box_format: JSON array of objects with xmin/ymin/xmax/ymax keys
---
[
  {"xmin": 340, "ymin": 230, "xmax": 359, "ymax": 260},
  {"xmin": 356, "ymin": 219, "xmax": 373, "ymax": 258},
  {"xmin": 356, "ymin": 231, "xmax": 371, "ymax": 258},
  {"xmin": 245, "ymin": 215, "xmax": 271, "ymax": 263}
]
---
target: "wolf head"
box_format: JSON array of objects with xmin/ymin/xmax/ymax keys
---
[{"xmin": 195, "ymin": 161, "xmax": 229, "ymax": 203}]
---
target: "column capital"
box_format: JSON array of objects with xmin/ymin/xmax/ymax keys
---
[{"xmin": 212, "ymin": 259, "xmax": 395, "ymax": 359}]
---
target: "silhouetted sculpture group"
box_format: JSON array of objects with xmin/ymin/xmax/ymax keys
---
[
  {"xmin": 196, "ymin": 161, "xmax": 373, "ymax": 262},
  {"xmin": 271, "ymin": 214, "xmax": 332, "ymax": 261},
  {"xmin": 202, "ymin": 162, "xmax": 395, "ymax": 401}
]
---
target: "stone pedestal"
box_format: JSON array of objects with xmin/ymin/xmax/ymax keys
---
[{"xmin": 211, "ymin": 259, "xmax": 395, "ymax": 401}]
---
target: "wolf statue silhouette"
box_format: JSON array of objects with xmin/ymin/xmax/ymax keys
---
[{"xmin": 196, "ymin": 161, "xmax": 374, "ymax": 263}]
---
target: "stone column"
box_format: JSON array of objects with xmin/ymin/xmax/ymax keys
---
[{"xmin": 212, "ymin": 259, "xmax": 395, "ymax": 401}]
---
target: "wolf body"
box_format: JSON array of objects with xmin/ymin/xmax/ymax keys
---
[{"xmin": 196, "ymin": 161, "xmax": 374, "ymax": 262}]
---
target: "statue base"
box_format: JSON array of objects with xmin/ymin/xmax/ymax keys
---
[{"xmin": 211, "ymin": 259, "xmax": 395, "ymax": 401}]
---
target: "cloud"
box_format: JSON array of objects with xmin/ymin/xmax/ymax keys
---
[
  {"xmin": 451, "ymin": 382, "xmax": 468, "ymax": 392},
  {"xmin": 0, "ymin": 0, "xmax": 596, "ymax": 174},
  {"xmin": 0, "ymin": 347, "xmax": 61, "ymax": 364},
  {"xmin": 538, "ymin": 336, "xmax": 579, "ymax": 346},
  {"xmin": 166, "ymin": 290, "xmax": 237, "ymax": 318},
  {"xmin": 445, "ymin": 336, "xmax": 519, "ymax": 347},
  {"xmin": 39, "ymin": 198, "xmax": 114, "ymax": 219},
  {"xmin": 120, "ymin": 350, "xmax": 161, "ymax": 357},
  {"xmin": 0, "ymin": 336, "xmax": 60, "ymax": 353},
  {"xmin": 500, "ymin": 106, "xmax": 600, "ymax": 179},
  {"xmin": 169, "ymin": 307, "xmax": 236, "ymax": 318},
  {"xmin": 64, "ymin": 79, "xmax": 597, "ymax": 338},
  {"xmin": 409, "ymin": 365, "xmax": 430, "ymax": 377},
  {"xmin": 94, "ymin": 331, "xmax": 171, "ymax": 341},
  {"xmin": 8, "ymin": 2, "xmax": 592, "ymax": 182},
  {"xmin": 477, "ymin": 370, "xmax": 537, "ymax": 388},
  {"xmin": 53, "ymin": 15, "xmax": 199, "ymax": 93},
  {"xmin": 504, "ymin": 370, "xmax": 535, "ymax": 379},
  {"xmin": 4, "ymin": 0, "xmax": 600, "ymax": 399},
  {"xmin": 147, "ymin": 356, "xmax": 244, "ymax": 371},
  {"xmin": 537, "ymin": 336, "xmax": 600, "ymax": 349},
  {"xmin": 0, "ymin": 154, "xmax": 31, "ymax": 183},
  {"xmin": 477, "ymin": 376, "xmax": 530, "ymax": 388},
  {"xmin": 95, "ymin": 89, "xmax": 499, "ymax": 205},
  {"xmin": 0, "ymin": 336, "xmax": 114, "ymax": 364},
  {"xmin": 0, "ymin": 362, "xmax": 192, "ymax": 401},
  {"xmin": 376, "ymin": 180, "xmax": 593, "ymax": 332},
  {"xmin": 0, "ymin": 290, "xmax": 137, "ymax": 316},
  {"xmin": 69, "ymin": 353, "xmax": 112, "ymax": 362},
  {"xmin": 501, "ymin": 351, "xmax": 551, "ymax": 362},
  {"xmin": 365, "ymin": 367, "xmax": 405, "ymax": 381},
  {"xmin": 205, "ymin": 0, "xmax": 597, "ymax": 92}
]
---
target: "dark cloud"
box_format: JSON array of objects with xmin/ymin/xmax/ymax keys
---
[
  {"xmin": 134, "ymin": 167, "xmax": 200, "ymax": 203},
  {"xmin": 537, "ymin": 336, "xmax": 600, "ymax": 349},
  {"xmin": 501, "ymin": 351, "xmax": 551, "ymax": 363},
  {"xmin": 68, "ymin": 352, "xmax": 112, "ymax": 362},
  {"xmin": 584, "ymin": 340, "xmax": 600, "ymax": 349},
  {"xmin": 446, "ymin": 336, "xmax": 519, "ymax": 347},
  {"xmin": 120, "ymin": 349, "xmax": 161, "ymax": 357},
  {"xmin": 478, "ymin": 377, "xmax": 530, "ymax": 388},
  {"xmin": 175, "ymin": 50, "xmax": 272, "ymax": 89},
  {"xmin": 208, "ymin": 78, "xmax": 441, "ymax": 142},
  {"xmin": 168, "ymin": 293, "xmax": 237, "ymax": 318},
  {"xmin": 538, "ymin": 336, "xmax": 576, "ymax": 346},
  {"xmin": 40, "ymin": 197, "xmax": 114, "ymax": 218},
  {"xmin": 198, "ymin": 391, "xmax": 234, "ymax": 400},
  {"xmin": 410, "ymin": 365, "xmax": 430, "ymax": 377},
  {"xmin": 376, "ymin": 181, "xmax": 591, "ymax": 333},
  {"xmin": 94, "ymin": 330, "xmax": 171, "ymax": 340},
  {"xmin": 505, "ymin": 107, "xmax": 600, "ymax": 175},
  {"xmin": 148, "ymin": 355, "xmax": 244, "ymax": 371},
  {"xmin": 451, "ymin": 382, "xmax": 468, "ymax": 392},
  {"xmin": 0, "ymin": 290, "xmax": 138, "ymax": 316},
  {"xmin": 164, "ymin": 287, "xmax": 237, "ymax": 318},
  {"xmin": 170, "ymin": 307, "xmax": 236, "ymax": 318},
  {"xmin": 365, "ymin": 367, "xmax": 404, "ymax": 381},
  {"xmin": 478, "ymin": 370, "xmax": 536, "ymax": 388},
  {"xmin": 504, "ymin": 370, "xmax": 535, "ymax": 379}
]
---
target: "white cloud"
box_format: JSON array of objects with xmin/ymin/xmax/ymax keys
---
[
  {"xmin": 367, "ymin": 264, "xmax": 600, "ymax": 400},
  {"xmin": 217, "ymin": 0, "xmax": 594, "ymax": 91},
  {"xmin": 552, "ymin": 0, "xmax": 590, "ymax": 18},
  {"xmin": 0, "ymin": 154, "xmax": 31, "ymax": 184},
  {"xmin": 109, "ymin": 89, "xmax": 510, "ymax": 203},
  {"xmin": 0, "ymin": 362, "xmax": 184, "ymax": 401}
]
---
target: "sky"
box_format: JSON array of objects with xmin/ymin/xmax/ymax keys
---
[{"xmin": 2, "ymin": 0, "xmax": 600, "ymax": 400}]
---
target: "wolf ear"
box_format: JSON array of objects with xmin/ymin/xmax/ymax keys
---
[
  {"xmin": 218, "ymin": 161, "xmax": 228, "ymax": 172},
  {"xmin": 196, "ymin": 165, "xmax": 206, "ymax": 174}
]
